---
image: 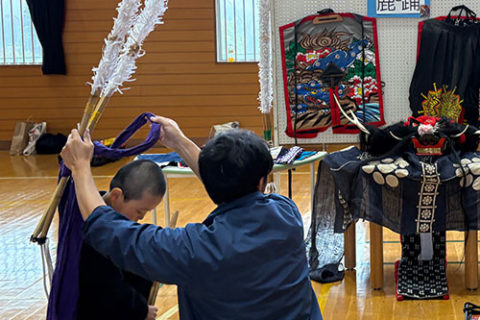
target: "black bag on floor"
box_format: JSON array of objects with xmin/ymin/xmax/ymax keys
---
[
  {"xmin": 464, "ymin": 302, "xmax": 480, "ymax": 320},
  {"xmin": 35, "ymin": 133, "xmax": 67, "ymax": 154}
]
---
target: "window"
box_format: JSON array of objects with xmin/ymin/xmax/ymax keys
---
[
  {"xmin": 0, "ymin": 0, "xmax": 42, "ymax": 65},
  {"xmin": 215, "ymin": 0, "xmax": 260, "ymax": 63}
]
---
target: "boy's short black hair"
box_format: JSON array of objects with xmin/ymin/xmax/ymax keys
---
[
  {"xmin": 110, "ymin": 160, "xmax": 166, "ymax": 201},
  {"xmin": 198, "ymin": 129, "xmax": 273, "ymax": 204}
]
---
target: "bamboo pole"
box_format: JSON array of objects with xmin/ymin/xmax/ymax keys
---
[
  {"xmin": 32, "ymin": 92, "xmax": 110, "ymax": 241},
  {"xmin": 148, "ymin": 210, "xmax": 180, "ymax": 305},
  {"xmin": 88, "ymin": 95, "xmax": 111, "ymax": 132},
  {"xmin": 148, "ymin": 282, "xmax": 162, "ymax": 306},
  {"xmin": 32, "ymin": 92, "xmax": 113, "ymax": 242},
  {"xmin": 79, "ymin": 92, "xmax": 100, "ymax": 135},
  {"xmin": 263, "ymin": 112, "xmax": 276, "ymax": 193},
  {"xmin": 31, "ymin": 94, "xmax": 102, "ymax": 242},
  {"xmin": 169, "ymin": 210, "xmax": 179, "ymax": 230},
  {"xmin": 262, "ymin": 112, "xmax": 272, "ymax": 145},
  {"xmin": 36, "ymin": 178, "xmax": 70, "ymax": 240}
]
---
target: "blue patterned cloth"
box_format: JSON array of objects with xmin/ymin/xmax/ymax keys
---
[{"xmin": 136, "ymin": 152, "xmax": 184, "ymax": 166}]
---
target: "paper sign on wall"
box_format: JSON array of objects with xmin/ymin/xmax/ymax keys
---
[{"xmin": 368, "ymin": 0, "xmax": 431, "ymax": 17}]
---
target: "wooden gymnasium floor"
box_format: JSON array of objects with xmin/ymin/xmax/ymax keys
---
[{"xmin": 0, "ymin": 151, "xmax": 479, "ymax": 319}]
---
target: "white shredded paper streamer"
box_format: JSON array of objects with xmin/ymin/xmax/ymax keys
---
[
  {"xmin": 103, "ymin": 0, "xmax": 169, "ymax": 97},
  {"xmin": 90, "ymin": 0, "xmax": 141, "ymax": 95},
  {"xmin": 257, "ymin": 0, "xmax": 273, "ymax": 114}
]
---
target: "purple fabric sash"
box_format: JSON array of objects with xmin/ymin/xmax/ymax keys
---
[
  {"xmin": 93, "ymin": 112, "xmax": 160, "ymax": 161},
  {"xmin": 47, "ymin": 113, "xmax": 160, "ymax": 320}
]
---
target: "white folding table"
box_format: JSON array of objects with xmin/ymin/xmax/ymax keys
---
[{"xmin": 137, "ymin": 151, "xmax": 327, "ymax": 226}]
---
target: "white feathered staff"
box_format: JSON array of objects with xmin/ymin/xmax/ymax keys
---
[
  {"xmin": 257, "ymin": 0, "xmax": 273, "ymax": 144},
  {"xmin": 89, "ymin": 0, "xmax": 168, "ymax": 131},
  {"xmin": 31, "ymin": 0, "xmax": 140, "ymax": 245},
  {"xmin": 31, "ymin": 0, "xmax": 169, "ymax": 251},
  {"xmin": 80, "ymin": 0, "xmax": 142, "ymax": 134}
]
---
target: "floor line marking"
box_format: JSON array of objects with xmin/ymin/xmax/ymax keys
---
[{"xmin": 157, "ymin": 304, "xmax": 179, "ymax": 320}]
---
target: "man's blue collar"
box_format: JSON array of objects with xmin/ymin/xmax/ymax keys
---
[{"xmin": 203, "ymin": 191, "xmax": 265, "ymax": 225}]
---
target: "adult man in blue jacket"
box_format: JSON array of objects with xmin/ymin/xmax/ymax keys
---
[{"xmin": 61, "ymin": 116, "xmax": 322, "ymax": 320}]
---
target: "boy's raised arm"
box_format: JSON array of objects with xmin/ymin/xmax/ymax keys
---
[{"xmin": 60, "ymin": 129, "xmax": 106, "ymax": 220}]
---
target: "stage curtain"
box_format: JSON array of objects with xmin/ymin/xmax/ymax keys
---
[{"xmin": 26, "ymin": 0, "xmax": 66, "ymax": 74}]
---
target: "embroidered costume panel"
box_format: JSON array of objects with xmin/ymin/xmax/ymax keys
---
[{"xmin": 279, "ymin": 12, "xmax": 385, "ymax": 138}]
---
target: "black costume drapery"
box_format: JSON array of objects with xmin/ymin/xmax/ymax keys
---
[
  {"xmin": 26, "ymin": 0, "xmax": 66, "ymax": 74},
  {"xmin": 409, "ymin": 9, "xmax": 480, "ymax": 126}
]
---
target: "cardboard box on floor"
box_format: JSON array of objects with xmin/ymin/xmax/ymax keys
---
[{"xmin": 209, "ymin": 121, "xmax": 240, "ymax": 139}]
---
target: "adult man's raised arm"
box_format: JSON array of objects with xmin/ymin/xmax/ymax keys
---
[{"xmin": 149, "ymin": 116, "xmax": 201, "ymax": 178}]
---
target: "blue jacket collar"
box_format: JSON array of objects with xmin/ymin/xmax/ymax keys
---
[{"xmin": 203, "ymin": 191, "xmax": 265, "ymax": 226}]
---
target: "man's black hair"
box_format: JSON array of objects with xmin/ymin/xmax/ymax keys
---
[
  {"xmin": 199, "ymin": 129, "xmax": 273, "ymax": 204},
  {"xmin": 110, "ymin": 160, "xmax": 166, "ymax": 201}
]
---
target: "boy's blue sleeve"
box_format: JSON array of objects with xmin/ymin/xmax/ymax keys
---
[{"xmin": 82, "ymin": 206, "xmax": 194, "ymax": 287}]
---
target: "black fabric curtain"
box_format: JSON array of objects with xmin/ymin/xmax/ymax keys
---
[{"xmin": 26, "ymin": 0, "xmax": 66, "ymax": 74}]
